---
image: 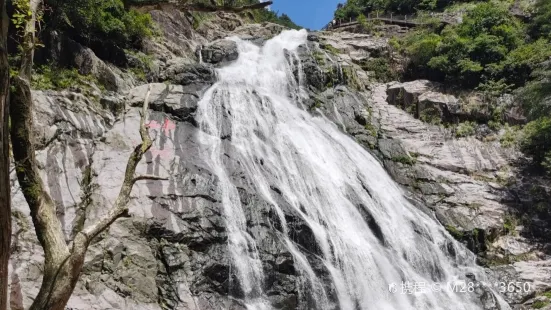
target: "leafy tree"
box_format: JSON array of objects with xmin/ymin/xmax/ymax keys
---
[
  {"xmin": 402, "ymin": 2, "xmax": 551, "ymax": 88},
  {"xmin": 44, "ymin": 0, "xmax": 154, "ymax": 55},
  {"xmin": 521, "ymin": 117, "xmax": 551, "ymax": 172},
  {"xmin": 517, "ymin": 61, "xmax": 551, "ymax": 121},
  {"xmin": 4, "ymin": 1, "xmax": 163, "ymax": 309},
  {"xmin": 530, "ymin": 0, "xmax": 551, "ymax": 39}
]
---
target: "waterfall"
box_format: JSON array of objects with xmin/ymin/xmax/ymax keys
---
[
  {"xmin": 198, "ymin": 45, "xmax": 203, "ymax": 64},
  {"xmin": 195, "ymin": 29, "xmax": 507, "ymax": 310}
]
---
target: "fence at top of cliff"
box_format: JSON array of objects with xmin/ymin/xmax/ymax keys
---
[{"xmin": 322, "ymin": 13, "xmax": 448, "ymax": 30}]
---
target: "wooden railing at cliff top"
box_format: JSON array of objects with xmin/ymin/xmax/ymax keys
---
[{"xmin": 322, "ymin": 12, "xmax": 447, "ymax": 30}]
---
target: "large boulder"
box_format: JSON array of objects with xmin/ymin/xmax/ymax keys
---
[
  {"xmin": 199, "ymin": 39, "xmax": 239, "ymax": 65},
  {"xmin": 387, "ymin": 81, "xmax": 498, "ymax": 123},
  {"xmin": 36, "ymin": 31, "xmax": 134, "ymax": 92},
  {"xmin": 69, "ymin": 40, "xmax": 135, "ymax": 92},
  {"xmin": 127, "ymin": 83, "xmax": 208, "ymax": 125},
  {"xmin": 159, "ymin": 61, "xmax": 216, "ymax": 87},
  {"xmin": 497, "ymin": 94, "xmax": 527, "ymax": 125},
  {"xmin": 418, "ymin": 91, "xmax": 461, "ymax": 122},
  {"xmin": 386, "ymin": 80, "xmax": 436, "ymax": 109}
]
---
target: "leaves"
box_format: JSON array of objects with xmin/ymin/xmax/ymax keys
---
[
  {"xmin": 46, "ymin": 0, "xmax": 154, "ymax": 48},
  {"xmin": 402, "ymin": 1, "xmax": 551, "ymax": 88}
]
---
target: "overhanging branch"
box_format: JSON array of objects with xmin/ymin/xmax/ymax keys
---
[
  {"xmin": 133, "ymin": 175, "xmax": 169, "ymax": 183},
  {"xmin": 78, "ymin": 86, "xmax": 156, "ymax": 245},
  {"xmin": 180, "ymin": 1, "xmax": 273, "ymax": 13},
  {"xmin": 130, "ymin": 0, "xmax": 273, "ymax": 12}
]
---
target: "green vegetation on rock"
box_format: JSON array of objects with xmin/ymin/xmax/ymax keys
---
[
  {"xmin": 32, "ymin": 65, "xmax": 103, "ymax": 92},
  {"xmin": 336, "ymin": 0, "xmax": 551, "ymax": 173},
  {"xmin": 46, "ymin": 0, "xmax": 155, "ymax": 49},
  {"xmin": 235, "ymin": 0, "xmax": 301, "ymax": 29},
  {"xmin": 391, "ymin": 154, "xmax": 416, "ymax": 165},
  {"xmin": 358, "ymin": 57, "xmax": 398, "ymax": 82},
  {"xmin": 532, "ymin": 300, "xmax": 550, "ymax": 309},
  {"xmin": 455, "ymin": 121, "xmax": 476, "ymax": 137},
  {"xmin": 400, "ymin": 2, "xmax": 551, "ymax": 89},
  {"xmin": 445, "ymin": 225, "xmax": 464, "ymax": 239}
]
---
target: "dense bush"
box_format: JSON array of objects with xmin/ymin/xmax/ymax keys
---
[
  {"xmin": 530, "ymin": 0, "xmax": 551, "ymax": 39},
  {"xmin": 402, "ymin": 2, "xmax": 551, "ymax": 89},
  {"xmin": 521, "ymin": 117, "xmax": 551, "ymax": 170},
  {"xmin": 225, "ymin": 0, "xmax": 301, "ymax": 29},
  {"xmin": 334, "ymin": 0, "xmax": 473, "ymax": 19},
  {"xmin": 252, "ymin": 10, "xmax": 301, "ymax": 29},
  {"xmin": 45, "ymin": 0, "xmax": 154, "ymax": 50},
  {"xmin": 517, "ymin": 61, "xmax": 551, "ymax": 121},
  {"xmin": 516, "ymin": 61, "xmax": 551, "ymax": 172}
]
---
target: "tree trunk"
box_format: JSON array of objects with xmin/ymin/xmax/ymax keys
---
[
  {"xmin": 0, "ymin": 0, "xmax": 11, "ymax": 308},
  {"xmin": 9, "ymin": 9, "xmax": 161, "ymax": 302},
  {"xmin": 8, "ymin": 1, "xmax": 165, "ymax": 308}
]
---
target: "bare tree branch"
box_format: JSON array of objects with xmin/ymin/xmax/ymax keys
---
[
  {"xmin": 133, "ymin": 175, "xmax": 169, "ymax": 183},
  {"xmin": 179, "ymin": 1, "xmax": 273, "ymax": 13},
  {"xmin": 77, "ymin": 85, "xmax": 154, "ymax": 245},
  {"xmin": 131, "ymin": 0, "xmax": 273, "ymax": 13},
  {"xmin": 10, "ymin": 0, "xmax": 70, "ymax": 264}
]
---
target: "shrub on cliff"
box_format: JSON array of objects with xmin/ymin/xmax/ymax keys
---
[
  {"xmin": 530, "ymin": 0, "xmax": 551, "ymax": 39},
  {"xmin": 334, "ymin": 0, "xmax": 474, "ymax": 19},
  {"xmin": 45, "ymin": 0, "xmax": 154, "ymax": 49},
  {"xmin": 521, "ymin": 117, "xmax": 551, "ymax": 173},
  {"xmin": 402, "ymin": 2, "xmax": 551, "ymax": 89},
  {"xmin": 517, "ymin": 61, "xmax": 551, "ymax": 172}
]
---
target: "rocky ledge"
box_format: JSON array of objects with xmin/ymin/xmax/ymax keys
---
[{"xmin": 7, "ymin": 5, "xmax": 551, "ymax": 310}]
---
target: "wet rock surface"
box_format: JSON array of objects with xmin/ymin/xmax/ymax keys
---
[
  {"xmin": 295, "ymin": 34, "xmax": 551, "ymax": 309},
  {"xmin": 8, "ymin": 6, "xmax": 551, "ymax": 310}
]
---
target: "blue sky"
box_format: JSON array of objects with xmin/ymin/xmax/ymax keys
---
[{"xmin": 270, "ymin": 0, "xmax": 344, "ymax": 30}]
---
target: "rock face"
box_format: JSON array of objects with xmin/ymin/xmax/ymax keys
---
[
  {"xmin": 386, "ymin": 80, "xmax": 470, "ymax": 122},
  {"xmin": 385, "ymin": 81, "xmax": 528, "ymax": 126},
  {"xmin": 199, "ymin": 39, "xmax": 239, "ymax": 65},
  {"xmin": 7, "ymin": 6, "xmax": 551, "ymax": 310},
  {"xmin": 294, "ymin": 32, "xmax": 551, "ymax": 308}
]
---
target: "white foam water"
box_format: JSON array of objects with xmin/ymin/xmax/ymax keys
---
[{"xmin": 195, "ymin": 29, "xmax": 508, "ymax": 310}]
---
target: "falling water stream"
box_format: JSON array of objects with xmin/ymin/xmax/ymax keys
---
[{"xmin": 195, "ymin": 29, "xmax": 508, "ymax": 310}]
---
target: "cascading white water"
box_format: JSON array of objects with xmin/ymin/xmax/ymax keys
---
[{"xmin": 195, "ymin": 29, "xmax": 508, "ymax": 310}]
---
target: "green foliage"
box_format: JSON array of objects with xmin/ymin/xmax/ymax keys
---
[
  {"xmin": 11, "ymin": 0, "xmax": 33, "ymax": 32},
  {"xmin": 312, "ymin": 51, "xmax": 326, "ymax": 63},
  {"xmin": 445, "ymin": 225, "xmax": 464, "ymax": 239},
  {"xmin": 239, "ymin": 0, "xmax": 301, "ymax": 29},
  {"xmin": 359, "ymin": 57, "xmax": 398, "ymax": 82},
  {"xmin": 500, "ymin": 125, "xmax": 520, "ymax": 148},
  {"xmin": 476, "ymin": 79, "xmax": 513, "ymax": 97},
  {"xmin": 364, "ymin": 123, "xmax": 378, "ymax": 136},
  {"xmin": 530, "ymin": 0, "xmax": 551, "ymax": 39},
  {"xmin": 356, "ymin": 13, "xmax": 378, "ymax": 33},
  {"xmin": 46, "ymin": 0, "xmax": 154, "ymax": 49},
  {"xmin": 321, "ymin": 43, "xmax": 340, "ymax": 55},
  {"xmin": 503, "ymin": 214, "xmax": 517, "ymax": 235},
  {"xmin": 455, "ymin": 121, "xmax": 476, "ymax": 137},
  {"xmin": 402, "ymin": 2, "xmax": 551, "ymax": 89},
  {"xmin": 517, "ymin": 61, "xmax": 551, "ymax": 121},
  {"xmin": 419, "ymin": 106, "xmax": 442, "ymax": 124},
  {"xmin": 520, "ymin": 117, "xmax": 551, "ymax": 172},
  {"xmin": 542, "ymin": 291, "xmax": 551, "ymax": 299},
  {"xmin": 391, "ymin": 155, "xmax": 416, "ymax": 165},
  {"xmin": 32, "ymin": 65, "xmax": 101, "ymax": 92},
  {"xmin": 533, "ymin": 300, "xmax": 550, "ymax": 309},
  {"xmin": 488, "ymin": 120, "xmax": 501, "ymax": 131}
]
